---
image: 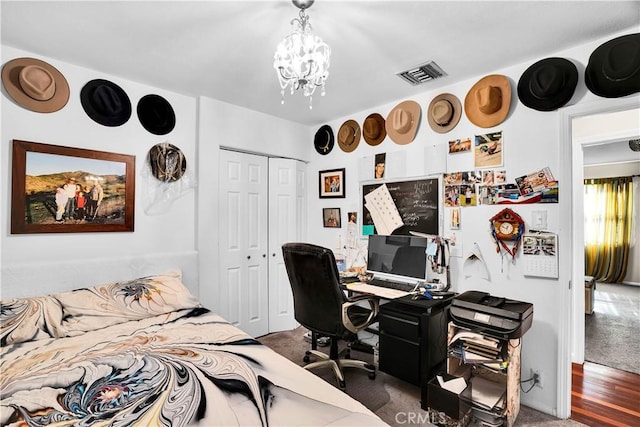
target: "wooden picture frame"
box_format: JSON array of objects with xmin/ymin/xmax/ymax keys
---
[
  {"xmin": 319, "ymin": 168, "xmax": 345, "ymax": 198},
  {"xmin": 323, "ymin": 207, "xmax": 341, "ymax": 228},
  {"xmin": 11, "ymin": 139, "xmax": 135, "ymax": 234}
]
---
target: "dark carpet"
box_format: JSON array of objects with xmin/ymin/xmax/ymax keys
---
[
  {"xmin": 585, "ymin": 282, "xmax": 640, "ymax": 375},
  {"xmin": 258, "ymin": 326, "xmax": 587, "ymax": 426}
]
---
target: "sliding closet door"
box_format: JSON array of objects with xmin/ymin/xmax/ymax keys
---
[
  {"xmin": 218, "ymin": 149, "xmax": 269, "ymax": 338},
  {"xmin": 268, "ymin": 158, "xmax": 306, "ymax": 333}
]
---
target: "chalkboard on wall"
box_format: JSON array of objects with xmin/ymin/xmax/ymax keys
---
[{"xmin": 362, "ymin": 176, "xmax": 441, "ymax": 236}]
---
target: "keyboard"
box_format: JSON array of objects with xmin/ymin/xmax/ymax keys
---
[
  {"xmin": 346, "ymin": 282, "xmax": 410, "ymax": 299},
  {"xmin": 368, "ymin": 278, "xmax": 416, "ymax": 292}
]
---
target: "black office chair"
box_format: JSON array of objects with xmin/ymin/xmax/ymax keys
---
[{"xmin": 282, "ymin": 242, "xmax": 380, "ymax": 388}]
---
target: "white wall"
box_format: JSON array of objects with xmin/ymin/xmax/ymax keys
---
[
  {"xmin": 306, "ymin": 30, "xmax": 637, "ymax": 416},
  {"xmin": 1, "ymin": 46, "xmax": 198, "ymax": 294}
]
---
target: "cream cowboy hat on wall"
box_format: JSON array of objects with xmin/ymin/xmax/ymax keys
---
[
  {"xmin": 2, "ymin": 57, "xmax": 70, "ymax": 113},
  {"xmin": 386, "ymin": 100, "xmax": 421, "ymax": 145},
  {"xmin": 464, "ymin": 74, "xmax": 512, "ymax": 128},
  {"xmin": 427, "ymin": 93, "xmax": 462, "ymax": 133}
]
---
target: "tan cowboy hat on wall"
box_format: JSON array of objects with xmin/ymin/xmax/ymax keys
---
[
  {"xmin": 427, "ymin": 93, "xmax": 462, "ymax": 133},
  {"xmin": 464, "ymin": 74, "xmax": 512, "ymax": 128},
  {"xmin": 386, "ymin": 100, "xmax": 421, "ymax": 144},
  {"xmin": 2, "ymin": 57, "xmax": 70, "ymax": 113},
  {"xmin": 338, "ymin": 119, "xmax": 361, "ymax": 153}
]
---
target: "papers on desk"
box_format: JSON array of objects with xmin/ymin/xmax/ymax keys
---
[
  {"xmin": 471, "ymin": 376, "xmax": 506, "ymax": 411},
  {"xmin": 364, "ymin": 184, "xmax": 403, "ymax": 235},
  {"xmin": 449, "ymin": 331, "xmax": 505, "ymax": 364}
]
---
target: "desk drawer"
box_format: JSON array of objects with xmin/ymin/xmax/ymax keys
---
[
  {"xmin": 379, "ymin": 332, "xmax": 420, "ymax": 385},
  {"xmin": 379, "ymin": 311, "xmax": 420, "ymax": 342}
]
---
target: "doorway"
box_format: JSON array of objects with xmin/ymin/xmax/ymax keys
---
[{"xmin": 557, "ymin": 96, "xmax": 640, "ymax": 418}]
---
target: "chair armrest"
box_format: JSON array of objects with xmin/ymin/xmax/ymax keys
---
[{"xmin": 342, "ymin": 295, "xmax": 380, "ymax": 334}]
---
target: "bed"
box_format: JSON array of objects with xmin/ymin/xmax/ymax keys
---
[{"xmin": 0, "ymin": 270, "xmax": 386, "ymax": 426}]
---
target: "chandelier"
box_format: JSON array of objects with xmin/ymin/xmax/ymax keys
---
[{"xmin": 273, "ymin": 0, "xmax": 331, "ymax": 109}]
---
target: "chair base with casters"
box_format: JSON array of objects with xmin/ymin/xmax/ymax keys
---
[{"xmin": 303, "ymin": 331, "xmax": 376, "ymax": 389}]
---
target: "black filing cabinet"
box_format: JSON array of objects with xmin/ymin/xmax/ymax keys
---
[{"xmin": 378, "ymin": 295, "xmax": 452, "ymax": 406}]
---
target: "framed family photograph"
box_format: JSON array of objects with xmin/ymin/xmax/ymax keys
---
[
  {"xmin": 319, "ymin": 168, "xmax": 345, "ymax": 198},
  {"xmin": 11, "ymin": 140, "xmax": 136, "ymax": 234},
  {"xmin": 323, "ymin": 207, "xmax": 341, "ymax": 228}
]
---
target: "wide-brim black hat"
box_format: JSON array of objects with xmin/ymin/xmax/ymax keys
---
[
  {"xmin": 517, "ymin": 57, "xmax": 578, "ymax": 111},
  {"xmin": 137, "ymin": 94, "xmax": 176, "ymax": 135},
  {"xmin": 80, "ymin": 79, "xmax": 131, "ymax": 127},
  {"xmin": 585, "ymin": 33, "xmax": 640, "ymax": 98},
  {"xmin": 314, "ymin": 124, "xmax": 334, "ymax": 155}
]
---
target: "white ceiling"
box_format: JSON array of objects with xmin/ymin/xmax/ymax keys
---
[{"xmin": 2, "ymin": 1, "xmax": 639, "ymax": 127}]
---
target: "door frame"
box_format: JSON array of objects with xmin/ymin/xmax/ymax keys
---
[{"xmin": 557, "ymin": 95, "xmax": 639, "ymax": 418}]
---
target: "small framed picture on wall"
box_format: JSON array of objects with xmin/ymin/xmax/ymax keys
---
[
  {"xmin": 319, "ymin": 168, "xmax": 345, "ymax": 198},
  {"xmin": 323, "ymin": 207, "xmax": 341, "ymax": 228}
]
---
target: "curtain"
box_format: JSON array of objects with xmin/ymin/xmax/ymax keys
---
[{"xmin": 584, "ymin": 176, "xmax": 634, "ymax": 283}]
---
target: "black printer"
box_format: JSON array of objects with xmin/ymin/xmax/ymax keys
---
[{"xmin": 449, "ymin": 291, "xmax": 533, "ymax": 339}]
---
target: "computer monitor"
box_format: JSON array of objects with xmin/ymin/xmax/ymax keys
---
[{"xmin": 366, "ymin": 234, "xmax": 428, "ymax": 283}]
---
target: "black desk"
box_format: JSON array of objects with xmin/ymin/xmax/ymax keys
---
[{"xmin": 378, "ymin": 294, "xmax": 453, "ymax": 407}]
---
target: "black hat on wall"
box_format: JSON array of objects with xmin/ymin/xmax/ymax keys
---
[
  {"xmin": 585, "ymin": 33, "xmax": 640, "ymax": 98},
  {"xmin": 137, "ymin": 94, "xmax": 176, "ymax": 135},
  {"xmin": 517, "ymin": 57, "xmax": 578, "ymax": 111},
  {"xmin": 314, "ymin": 124, "xmax": 334, "ymax": 155},
  {"xmin": 80, "ymin": 79, "xmax": 131, "ymax": 126}
]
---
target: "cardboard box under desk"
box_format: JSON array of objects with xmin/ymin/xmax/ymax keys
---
[{"xmin": 427, "ymin": 372, "xmax": 472, "ymax": 421}]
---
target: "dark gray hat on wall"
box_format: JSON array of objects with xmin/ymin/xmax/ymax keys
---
[
  {"xmin": 517, "ymin": 57, "xmax": 578, "ymax": 111},
  {"xmin": 81, "ymin": 79, "xmax": 132, "ymax": 126},
  {"xmin": 585, "ymin": 33, "xmax": 640, "ymax": 98},
  {"xmin": 314, "ymin": 124, "xmax": 334, "ymax": 155},
  {"xmin": 137, "ymin": 94, "xmax": 176, "ymax": 135}
]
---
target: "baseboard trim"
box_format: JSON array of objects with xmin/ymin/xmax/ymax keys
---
[{"xmin": 622, "ymin": 281, "xmax": 640, "ymax": 287}]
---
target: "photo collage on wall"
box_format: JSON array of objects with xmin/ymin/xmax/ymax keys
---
[{"xmin": 444, "ymin": 130, "xmax": 559, "ymax": 211}]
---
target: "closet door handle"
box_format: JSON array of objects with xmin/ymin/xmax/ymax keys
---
[{"xmin": 247, "ymin": 255, "xmax": 251, "ymax": 259}]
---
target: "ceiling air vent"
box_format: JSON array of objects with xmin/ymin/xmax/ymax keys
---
[{"xmin": 397, "ymin": 61, "xmax": 447, "ymax": 86}]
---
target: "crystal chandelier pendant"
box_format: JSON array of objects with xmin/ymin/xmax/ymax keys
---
[{"xmin": 273, "ymin": 0, "xmax": 331, "ymax": 109}]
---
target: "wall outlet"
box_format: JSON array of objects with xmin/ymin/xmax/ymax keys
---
[{"xmin": 531, "ymin": 368, "xmax": 543, "ymax": 389}]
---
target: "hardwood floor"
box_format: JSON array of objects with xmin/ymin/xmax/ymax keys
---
[{"xmin": 571, "ymin": 362, "xmax": 640, "ymax": 427}]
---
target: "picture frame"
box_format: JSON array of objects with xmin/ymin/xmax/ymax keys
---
[
  {"xmin": 11, "ymin": 139, "xmax": 136, "ymax": 234},
  {"xmin": 319, "ymin": 168, "xmax": 345, "ymax": 198},
  {"xmin": 323, "ymin": 207, "xmax": 341, "ymax": 228}
]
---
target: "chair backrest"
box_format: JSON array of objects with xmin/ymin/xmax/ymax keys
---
[{"xmin": 281, "ymin": 243, "xmax": 346, "ymax": 337}]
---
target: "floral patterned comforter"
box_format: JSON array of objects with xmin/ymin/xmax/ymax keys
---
[{"xmin": 0, "ymin": 271, "xmax": 385, "ymax": 426}]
